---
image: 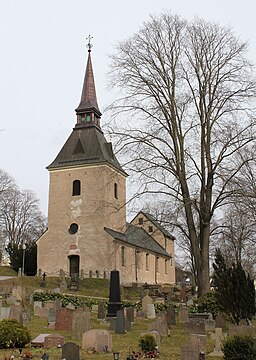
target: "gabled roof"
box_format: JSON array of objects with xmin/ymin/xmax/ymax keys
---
[
  {"xmin": 104, "ymin": 223, "xmax": 171, "ymax": 258},
  {"xmin": 47, "ymin": 126, "xmax": 126, "ymax": 174},
  {"xmin": 135, "ymin": 211, "xmax": 175, "ymax": 240}
]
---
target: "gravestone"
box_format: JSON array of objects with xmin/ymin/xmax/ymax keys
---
[
  {"xmin": 31, "ymin": 334, "xmax": 50, "ymax": 347},
  {"xmin": 205, "ymin": 318, "xmax": 216, "ymax": 332},
  {"xmin": 41, "ymin": 352, "xmax": 49, "ymax": 360},
  {"xmin": 190, "ymin": 334, "xmax": 207, "ymax": 353},
  {"xmin": 97, "ymin": 302, "xmax": 105, "ymax": 320},
  {"xmin": 141, "ymin": 330, "xmax": 161, "ymax": 350},
  {"xmin": 186, "ymin": 319, "xmax": 205, "ymax": 334},
  {"xmin": 167, "ymin": 304, "xmax": 176, "ymax": 326},
  {"xmin": 109, "ymin": 318, "xmax": 116, "ymax": 330},
  {"xmin": 44, "ymin": 301, "xmax": 55, "ymax": 310},
  {"xmin": 66, "ymin": 303, "xmax": 76, "ymax": 310},
  {"xmin": 179, "ymin": 306, "xmax": 189, "ymax": 324},
  {"xmin": 82, "ymin": 329, "xmax": 112, "ymax": 353},
  {"xmin": 239, "ymin": 319, "xmax": 247, "ymax": 326},
  {"xmin": 142, "ymin": 294, "xmax": 153, "ymax": 315},
  {"xmin": 48, "ymin": 308, "xmax": 56, "ymax": 325},
  {"xmin": 147, "ymin": 303, "xmax": 156, "ymax": 319},
  {"xmin": 44, "ymin": 334, "xmax": 64, "ymax": 348},
  {"xmin": 228, "ymin": 324, "xmax": 255, "ymax": 337},
  {"xmin": 55, "ymin": 308, "xmax": 74, "ymax": 331},
  {"xmin": 72, "ymin": 308, "xmax": 91, "ymax": 340},
  {"xmin": 125, "ymin": 319, "xmax": 131, "ymax": 331},
  {"xmin": 148, "ymin": 314, "xmax": 168, "ymax": 336},
  {"xmin": 209, "ymin": 327, "xmax": 225, "ymax": 357},
  {"xmin": 126, "ymin": 307, "xmax": 135, "ymax": 323},
  {"xmin": 115, "ymin": 309, "xmax": 126, "ymax": 334},
  {"xmin": 180, "ymin": 344, "xmax": 200, "ymax": 360},
  {"xmin": 0, "ymin": 306, "xmax": 10, "ymax": 320},
  {"xmin": 34, "ymin": 301, "xmax": 43, "ymax": 315},
  {"xmin": 21, "ymin": 311, "xmax": 30, "ymax": 326},
  {"xmin": 6, "ymin": 295, "xmax": 17, "ymax": 305},
  {"xmin": 215, "ymin": 314, "xmax": 226, "ymax": 329},
  {"xmin": 62, "ymin": 342, "xmax": 79, "ymax": 360},
  {"xmin": 37, "ymin": 307, "xmax": 49, "ymax": 319},
  {"xmin": 106, "ymin": 270, "xmax": 122, "ymax": 318},
  {"xmin": 9, "ymin": 304, "xmax": 22, "ymax": 322}
]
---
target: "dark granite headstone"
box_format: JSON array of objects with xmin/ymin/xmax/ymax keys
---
[
  {"xmin": 167, "ymin": 304, "xmax": 176, "ymax": 326},
  {"xmin": 97, "ymin": 302, "xmax": 105, "ymax": 320},
  {"xmin": 48, "ymin": 308, "xmax": 56, "ymax": 323},
  {"xmin": 62, "ymin": 342, "xmax": 79, "ymax": 360},
  {"xmin": 106, "ymin": 270, "xmax": 122, "ymax": 318},
  {"xmin": 115, "ymin": 309, "xmax": 126, "ymax": 334}
]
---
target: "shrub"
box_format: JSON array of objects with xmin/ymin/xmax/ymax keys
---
[
  {"xmin": 222, "ymin": 335, "xmax": 256, "ymax": 360},
  {"xmin": 0, "ymin": 319, "xmax": 31, "ymax": 348},
  {"xmin": 139, "ymin": 334, "xmax": 156, "ymax": 352},
  {"xmin": 197, "ymin": 291, "xmax": 220, "ymax": 318}
]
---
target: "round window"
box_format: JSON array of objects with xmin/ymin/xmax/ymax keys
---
[{"xmin": 69, "ymin": 223, "xmax": 78, "ymax": 234}]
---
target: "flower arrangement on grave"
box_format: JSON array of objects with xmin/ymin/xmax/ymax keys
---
[{"xmin": 126, "ymin": 334, "xmax": 160, "ymax": 359}]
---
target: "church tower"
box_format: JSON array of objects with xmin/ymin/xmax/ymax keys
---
[{"xmin": 37, "ymin": 39, "xmax": 127, "ymax": 277}]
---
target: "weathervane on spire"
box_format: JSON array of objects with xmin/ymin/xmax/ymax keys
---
[{"xmin": 86, "ymin": 34, "xmax": 93, "ymax": 52}]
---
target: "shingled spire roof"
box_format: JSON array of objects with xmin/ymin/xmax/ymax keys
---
[
  {"xmin": 75, "ymin": 44, "xmax": 101, "ymax": 117},
  {"xmin": 47, "ymin": 38, "xmax": 126, "ymax": 176}
]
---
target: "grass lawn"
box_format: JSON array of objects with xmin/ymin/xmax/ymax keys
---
[{"xmin": 0, "ymin": 272, "xmax": 250, "ymax": 359}]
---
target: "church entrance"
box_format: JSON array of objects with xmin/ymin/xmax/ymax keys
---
[{"xmin": 69, "ymin": 255, "xmax": 80, "ymax": 277}]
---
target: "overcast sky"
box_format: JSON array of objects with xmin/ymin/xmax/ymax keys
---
[{"xmin": 1, "ymin": 0, "xmax": 256, "ymax": 215}]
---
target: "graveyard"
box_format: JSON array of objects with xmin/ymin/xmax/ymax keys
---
[{"xmin": 0, "ymin": 271, "xmax": 254, "ymax": 360}]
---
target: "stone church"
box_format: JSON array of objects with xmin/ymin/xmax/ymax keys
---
[{"xmin": 37, "ymin": 44, "xmax": 175, "ymax": 285}]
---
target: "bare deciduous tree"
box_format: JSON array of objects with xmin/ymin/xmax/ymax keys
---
[
  {"xmin": 0, "ymin": 169, "xmax": 47, "ymax": 264},
  {"xmin": 107, "ymin": 13, "xmax": 256, "ymax": 296}
]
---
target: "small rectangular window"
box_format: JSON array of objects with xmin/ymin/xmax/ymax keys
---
[
  {"xmin": 149, "ymin": 226, "xmax": 153, "ymax": 233},
  {"xmin": 121, "ymin": 246, "xmax": 125, "ymax": 267},
  {"xmin": 146, "ymin": 253, "xmax": 149, "ymax": 271},
  {"xmin": 139, "ymin": 218, "xmax": 143, "ymax": 225},
  {"xmin": 156, "ymin": 256, "xmax": 159, "ymax": 273},
  {"xmin": 114, "ymin": 183, "xmax": 118, "ymax": 199},
  {"xmin": 165, "ymin": 259, "xmax": 168, "ymax": 274}
]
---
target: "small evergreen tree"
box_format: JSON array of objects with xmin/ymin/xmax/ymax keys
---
[{"xmin": 213, "ymin": 249, "xmax": 256, "ymax": 324}]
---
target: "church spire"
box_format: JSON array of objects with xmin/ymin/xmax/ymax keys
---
[{"xmin": 75, "ymin": 35, "xmax": 102, "ymax": 128}]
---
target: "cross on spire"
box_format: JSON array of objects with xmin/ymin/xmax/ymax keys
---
[{"xmin": 86, "ymin": 35, "xmax": 93, "ymax": 52}]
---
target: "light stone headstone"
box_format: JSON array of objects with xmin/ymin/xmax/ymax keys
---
[
  {"xmin": 190, "ymin": 334, "xmax": 207, "ymax": 353},
  {"xmin": 147, "ymin": 303, "xmax": 156, "ymax": 319},
  {"xmin": 0, "ymin": 307, "xmax": 10, "ymax": 320},
  {"xmin": 142, "ymin": 295, "xmax": 153, "ymax": 315},
  {"xmin": 82, "ymin": 329, "xmax": 112, "ymax": 353},
  {"xmin": 72, "ymin": 308, "xmax": 91, "ymax": 340}
]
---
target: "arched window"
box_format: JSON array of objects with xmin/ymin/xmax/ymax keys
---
[
  {"xmin": 146, "ymin": 253, "xmax": 149, "ymax": 271},
  {"xmin": 121, "ymin": 246, "xmax": 125, "ymax": 266},
  {"xmin": 72, "ymin": 180, "xmax": 81, "ymax": 196},
  {"xmin": 114, "ymin": 183, "xmax": 118, "ymax": 199}
]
